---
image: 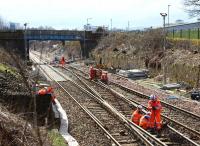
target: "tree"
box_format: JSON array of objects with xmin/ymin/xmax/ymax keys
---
[
  {"xmin": 0, "ymin": 16, "xmax": 5, "ymax": 29},
  {"xmin": 0, "ymin": 16, "xmax": 9, "ymax": 30},
  {"xmin": 184, "ymin": 0, "xmax": 200, "ymax": 17},
  {"xmin": 96, "ymin": 27, "xmax": 104, "ymax": 33}
]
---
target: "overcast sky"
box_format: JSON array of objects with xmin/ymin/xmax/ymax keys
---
[{"xmin": 0, "ymin": 0, "xmax": 197, "ymax": 30}]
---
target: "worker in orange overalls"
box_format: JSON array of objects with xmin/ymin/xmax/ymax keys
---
[
  {"xmin": 60, "ymin": 56, "xmax": 65, "ymax": 67},
  {"xmin": 89, "ymin": 65, "xmax": 95, "ymax": 80},
  {"xmin": 139, "ymin": 112, "xmax": 151, "ymax": 130},
  {"xmin": 147, "ymin": 94, "xmax": 162, "ymax": 130},
  {"xmin": 38, "ymin": 86, "xmax": 56, "ymax": 104},
  {"xmin": 131, "ymin": 105, "xmax": 143, "ymax": 125}
]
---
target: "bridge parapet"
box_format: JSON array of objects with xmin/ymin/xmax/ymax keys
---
[{"xmin": 0, "ymin": 29, "xmax": 105, "ymax": 41}]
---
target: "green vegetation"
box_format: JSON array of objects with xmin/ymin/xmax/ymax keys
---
[
  {"xmin": 0, "ymin": 63, "xmax": 17, "ymax": 75},
  {"xmin": 48, "ymin": 130, "xmax": 67, "ymax": 146}
]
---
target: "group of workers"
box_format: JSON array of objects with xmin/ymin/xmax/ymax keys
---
[
  {"xmin": 89, "ymin": 65, "xmax": 108, "ymax": 83},
  {"xmin": 131, "ymin": 94, "xmax": 162, "ymax": 131},
  {"xmin": 38, "ymin": 84, "xmax": 161, "ymax": 133}
]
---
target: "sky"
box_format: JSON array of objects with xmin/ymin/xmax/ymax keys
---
[{"xmin": 0, "ymin": 0, "xmax": 197, "ymax": 30}]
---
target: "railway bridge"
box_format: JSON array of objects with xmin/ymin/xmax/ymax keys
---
[{"xmin": 0, "ymin": 29, "xmax": 104, "ymax": 59}]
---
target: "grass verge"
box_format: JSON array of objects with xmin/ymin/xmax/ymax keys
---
[
  {"xmin": 0, "ymin": 63, "xmax": 18, "ymax": 75},
  {"xmin": 48, "ymin": 129, "xmax": 67, "ymax": 146}
]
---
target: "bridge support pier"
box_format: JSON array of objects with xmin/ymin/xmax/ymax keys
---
[
  {"xmin": 62, "ymin": 41, "xmax": 65, "ymax": 46},
  {"xmin": 26, "ymin": 40, "xmax": 30, "ymax": 60},
  {"xmin": 80, "ymin": 40, "xmax": 97, "ymax": 58}
]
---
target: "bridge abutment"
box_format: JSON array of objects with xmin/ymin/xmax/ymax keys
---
[
  {"xmin": 0, "ymin": 39, "xmax": 25, "ymax": 58},
  {"xmin": 26, "ymin": 40, "xmax": 30, "ymax": 60}
]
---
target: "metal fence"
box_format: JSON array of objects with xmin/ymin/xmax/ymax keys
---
[
  {"xmin": 166, "ymin": 22, "xmax": 200, "ymax": 39},
  {"xmin": 167, "ymin": 28, "xmax": 200, "ymax": 39}
]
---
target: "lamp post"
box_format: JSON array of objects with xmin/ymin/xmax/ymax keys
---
[
  {"xmin": 168, "ymin": 5, "xmax": 171, "ymax": 26},
  {"xmin": 84, "ymin": 18, "xmax": 92, "ymax": 59},
  {"xmin": 24, "ymin": 23, "xmax": 27, "ymax": 30},
  {"xmin": 24, "ymin": 23, "xmax": 28, "ymax": 60},
  {"xmin": 127, "ymin": 21, "xmax": 130, "ymax": 32},
  {"xmin": 87, "ymin": 18, "xmax": 92, "ymax": 26},
  {"xmin": 160, "ymin": 13, "xmax": 167, "ymax": 85},
  {"xmin": 84, "ymin": 28, "xmax": 85, "ymax": 59}
]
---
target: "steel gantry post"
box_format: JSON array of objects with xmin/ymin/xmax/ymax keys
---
[
  {"xmin": 168, "ymin": 5, "xmax": 171, "ymax": 26},
  {"xmin": 24, "ymin": 23, "xmax": 28, "ymax": 60},
  {"xmin": 160, "ymin": 13, "xmax": 167, "ymax": 85}
]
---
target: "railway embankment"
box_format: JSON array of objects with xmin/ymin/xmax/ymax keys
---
[
  {"xmin": 0, "ymin": 48, "xmax": 60, "ymax": 146},
  {"xmin": 91, "ymin": 31, "xmax": 200, "ymax": 88}
]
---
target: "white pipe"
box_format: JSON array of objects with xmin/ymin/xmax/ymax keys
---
[{"xmin": 52, "ymin": 99, "xmax": 79, "ymax": 146}]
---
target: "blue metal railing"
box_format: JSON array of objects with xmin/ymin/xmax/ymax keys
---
[{"xmin": 26, "ymin": 34, "xmax": 83, "ymax": 41}]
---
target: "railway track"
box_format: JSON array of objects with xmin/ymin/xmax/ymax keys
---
[
  {"xmin": 66, "ymin": 65, "xmax": 200, "ymax": 146},
  {"xmin": 108, "ymin": 82, "xmax": 200, "ymax": 138},
  {"xmin": 51, "ymin": 67, "xmax": 169, "ymax": 146},
  {"xmin": 30, "ymin": 53, "xmax": 156, "ymax": 146},
  {"xmin": 57, "ymin": 81, "xmax": 146, "ymax": 146}
]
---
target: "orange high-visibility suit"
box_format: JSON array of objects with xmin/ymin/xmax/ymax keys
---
[
  {"xmin": 148, "ymin": 99, "xmax": 162, "ymax": 130},
  {"xmin": 131, "ymin": 109, "xmax": 143, "ymax": 125},
  {"xmin": 139, "ymin": 115, "xmax": 150, "ymax": 130},
  {"xmin": 47, "ymin": 87, "xmax": 56, "ymax": 104},
  {"xmin": 60, "ymin": 57, "xmax": 65, "ymax": 67},
  {"xmin": 89, "ymin": 66, "xmax": 95, "ymax": 80}
]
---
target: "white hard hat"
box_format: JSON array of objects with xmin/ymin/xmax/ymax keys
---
[
  {"xmin": 150, "ymin": 94, "xmax": 157, "ymax": 100},
  {"xmin": 137, "ymin": 105, "xmax": 143, "ymax": 109},
  {"xmin": 146, "ymin": 111, "xmax": 151, "ymax": 115}
]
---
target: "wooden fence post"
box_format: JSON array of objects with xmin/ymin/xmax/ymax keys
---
[{"xmin": 180, "ymin": 29, "xmax": 182, "ymax": 38}]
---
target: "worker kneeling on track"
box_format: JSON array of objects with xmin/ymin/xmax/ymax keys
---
[
  {"xmin": 148, "ymin": 94, "xmax": 162, "ymax": 131},
  {"xmin": 131, "ymin": 105, "xmax": 143, "ymax": 125},
  {"xmin": 139, "ymin": 112, "xmax": 151, "ymax": 130}
]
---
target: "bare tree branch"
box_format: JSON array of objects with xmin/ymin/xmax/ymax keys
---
[{"xmin": 184, "ymin": 0, "xmax": 200, "ymax": 17}]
